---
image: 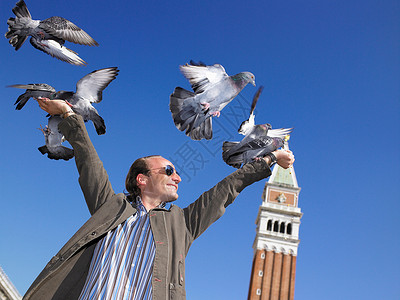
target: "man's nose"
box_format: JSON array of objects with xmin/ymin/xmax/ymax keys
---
[{"xmin": 172, "ymin": 173, "xmax": 181, "ymax": 183}]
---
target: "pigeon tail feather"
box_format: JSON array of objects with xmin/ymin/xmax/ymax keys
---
[
  {"xmin": 222, "ymin": 141, "xmax": 241, "ymax": 163},
  {"xmin": 14, "ymin": 93, "xmax": 29, "ymax": 110},
  {"xmin": 170, "ymin": 87, "xmax": 195, "ymax": 129},
  {"xmin": 170, "ymin": 87, "xmax": 213, "ymax": 140},
  {"xmin": 12, "ymin": 0, "xmax": 31, "ymax": 19},
  {"xmin": 188, "ymin": 117, "xmax": 212, "ymax": 140},
  {"xmin": 5, "ymin": 0, "xmax": 32, "ymax": 50},
  {"xmin": 89, "ymin": 112, "xmax": 106, "ymax": 135},
  {"xmin": 223, "ymin": 152, "xmax": 243, "ymax": 168},
  {"xmin": 38, "ymin": 145, "xmax": 74, "ymax": 161}
]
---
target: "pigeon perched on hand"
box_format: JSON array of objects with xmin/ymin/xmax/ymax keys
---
[
  {"xmin": 38, "ymin": 115, "xmax": 74, "ymax": 161},
  {"xmin": 222, "ymin": 86, "xmax": 292, "ymax": 168},
  {"xmin": 9, "ymin": 67, "xmax": 119, "ymax": 135},
  {"xmin": 170, "ymin": 61, "xmax": 256, "ymax": 140},
  {"xmin": 8, "ymin": 83, "xmax": 57, "ymax": 110},
  {"xmin": 5, "ymin": 0, "xmax": 98, "ymax": 66}
]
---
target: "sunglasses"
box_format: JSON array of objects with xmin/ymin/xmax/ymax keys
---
[{"xmin": 149, "ymin": 165, "xmax": 180, "ymax": 176}]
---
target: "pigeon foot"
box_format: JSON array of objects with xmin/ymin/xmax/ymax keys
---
[{"xmin": 200, "ymin": 102, "xmax": 210, "ymax": 110}]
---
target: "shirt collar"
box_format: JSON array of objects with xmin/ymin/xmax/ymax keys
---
[{"xmin": 133, "ymin": 196, "xmax": 166, "ymax": 212}]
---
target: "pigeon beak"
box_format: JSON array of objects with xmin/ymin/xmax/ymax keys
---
[{"xmin": 251, "ymin": 79, "xmax": 256, "ymax": 86}]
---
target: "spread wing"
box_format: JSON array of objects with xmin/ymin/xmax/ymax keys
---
[
  {"xmin": 8, "ymin": 83, "xmax": 56, "ymax": 92},
  {"xmin": 179, "ymin": 62, "xmax": 228, "ymax": 94},
  {"xmin": 30, "ymin": 38, "xmax": 86, "ymax": 66},
  {"xmin": 39, "ymin": 16, "xmax": 98, "ymax": 46},
  {"xmin": 267, "ymin": 128, "xmax": 293, "ymax": 139},
  {"xmin": 75, "ymin": 67, "xmax": 119, "ymax": 103}
]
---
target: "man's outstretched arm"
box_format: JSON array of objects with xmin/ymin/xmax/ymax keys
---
[
  {"xmin": 37, "ymin": 98, "xmax": 115, "ymax": 214},
  {"xmin": 183, "ymin": 149, "xmax": 295, "ymax": 242}
]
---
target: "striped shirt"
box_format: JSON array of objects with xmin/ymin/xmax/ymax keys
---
[{"xmin": 79, "ymin": 197, "xmax": 162, "ymax": 300}]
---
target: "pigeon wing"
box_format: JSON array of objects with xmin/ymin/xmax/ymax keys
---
[
  {"xmin": 250, "ymin": 86, "xmax": 264, "ymax": 115},
  {"xmin": 74, "ymin": 67, "xmax": 119, "ymax": 103},
  {"xmin": 267, "ymin": 127, "xmax": 293, "ymax": 139},
  {"xmin": 8, "ymin": 83, "xmax": 56, "ymax": 92},
  {"xmin": 179, "ymin": 63, "xmax": 228, "ymax": 94},
  {"xmin": 39, "ymin": 16, "xmax": 98, "ymax": 46},
  {"xmin": 8, "ymin": 83, "xmax": 56, "ymax": 110},
  {"xmin": 30, "ymin": 38, "xmax": 86, "ymax": 66}
]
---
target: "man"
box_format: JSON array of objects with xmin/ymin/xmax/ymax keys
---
[{"xmin": 24, "ymin": 98, "xmax": 295, "ymax": 300}]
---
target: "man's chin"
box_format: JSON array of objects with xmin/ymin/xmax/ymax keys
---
[
  {"xmin": 161, "ymin": 193, "xmax": 179, "ymax": 203},
  {"xmin": 168, "ymin": 194, "xmax": 179, "ymax": 202}
]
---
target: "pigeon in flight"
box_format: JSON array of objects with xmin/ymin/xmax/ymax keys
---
[
  {"xmin": 237, "ymin": 85, "xmax": 264, "ymax": 136},
  {"xmin": 5, "ymin": 0, "xmax": 98, "ymax": 66},
  {"xmin": 38, "ymin": 115, "xmax": 74, "ymax": 161},
  {"xmin": 170, "ymin": 61, "xmax": 256, "ymax": 140},
  {"xmin": 9, "ymin": 67, "xmax": 119, "ymax": 135},
  {"xmin": 222, "ymin": 86, "xmax": 292, "ymax": 168}
]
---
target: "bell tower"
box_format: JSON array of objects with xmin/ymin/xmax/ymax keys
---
[{"xmin": 248, "ymin": 142, "xmax": 302, "ymax": 300}]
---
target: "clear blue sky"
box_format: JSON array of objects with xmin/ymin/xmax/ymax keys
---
[{"xmin": 1, "ymin": 0, "xmax": 399, "ymax": 299}]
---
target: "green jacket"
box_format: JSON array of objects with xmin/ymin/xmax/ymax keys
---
[{"xmin": 23, "ymin": 114, "xmax": 271, "ymax": 300}]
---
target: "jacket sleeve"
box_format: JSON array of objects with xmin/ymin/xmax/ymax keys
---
[
  {"xmin": 58, "ymin": 114, "xmax": 115, "ymax": 215},
  {"xmin": 183, "ymin": 159, "xmax": 271, "ymax": 241}
]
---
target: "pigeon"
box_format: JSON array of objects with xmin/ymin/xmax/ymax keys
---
[
  {"xmin": 169, "ymin": 61, "xmax": 256, "ymax": 140},
  {"xmin": 5, "ymin": 0, "xmax": 98, "ymax": 66},
  {"xmin": 9, "ymin": 67, "xmax": 119, "ymax": 135},
  {"xmin": 8, "ymin": 83, "xmax": 57, "ymax": 110},
  {"xmin": 38, "ymin": 115, "xmax": 74, "ymax": 161},
  {"xmin": 222, "ymin": 86, "xmax": 292, "ymax": 168},
  {"xmin": 65, "ymin": 67, "xmax": 119, "ymax": 135},
  {"xmin": 237, "ymin": 85, "xmax": 264, "ymax": 135}
]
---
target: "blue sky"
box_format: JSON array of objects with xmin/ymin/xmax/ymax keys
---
[{"xmin": 0, "ymin": 0, "xmax": 399, "ymax": 299}]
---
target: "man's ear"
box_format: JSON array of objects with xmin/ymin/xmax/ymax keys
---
[{"xmin": 136, "ymin": 173, "xmax": 148, "ymax": 188}]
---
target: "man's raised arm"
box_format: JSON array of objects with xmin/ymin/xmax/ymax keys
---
[{"xmin": 37, "ymin": 98, "xmax": 115, "ymax": 214}]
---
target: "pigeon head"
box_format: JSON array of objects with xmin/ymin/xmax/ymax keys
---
[
  {"xmin": 240, "ymin": 72, "xmax": 256, "ymax": 86},
  {"xmin": 260, "ymin": 123, "xmax": 272, "ymax": 131},
  {"xmin": 231, "ymin": 72, "xmax": 256, "ymax": 90}
]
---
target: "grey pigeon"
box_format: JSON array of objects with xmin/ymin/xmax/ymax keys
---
[
  {"xmin": 169, "ymin": 61, "xmax": 256, "ymax": 140},
  {"xmin": 8, "ymin": 83, "xmax": 57, "ymax": 110},
  {"xmin": 222, "ymin": 87, "xmax": 292, "ymax": 168},
  {"xmin": 5, "ymin": 0, "xmax": 98, "ymax": 66},
  {"xmin": 9, "ymin": 67, "xmax": 119, "ymax": 135},
  {"xmin": 66, "ymin": 67, "xmax": 119, "ymax": 135},
  {"xmin": 38, "ymin": 115, "xmax": 74, "ymax": 161}
]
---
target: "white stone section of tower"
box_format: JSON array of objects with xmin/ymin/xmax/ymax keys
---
[
  {"xmin": 253, "ymin": 142, "xmax": 302, "ymax": 256},
  {"xmin": 0, "ymin": 266, "xmax": 22, "ymax": 300}
]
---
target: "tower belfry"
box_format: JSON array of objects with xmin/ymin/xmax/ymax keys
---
[{"xmin": 248, "ymin": 142, "xmax": 302, "ymax": 300}]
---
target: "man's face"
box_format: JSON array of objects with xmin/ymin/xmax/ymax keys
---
[{"xmin": 143, "ymin": 157, "xmax": 181, "ymax": 203}]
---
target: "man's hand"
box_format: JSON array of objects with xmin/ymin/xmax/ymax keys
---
[
  {"xmin": 36, "ymin": 97, "xmax": 73, "ymax": 116},
  {"xmin": 263, "ymin": 149, "xmax": 295, "ymax": 169}
]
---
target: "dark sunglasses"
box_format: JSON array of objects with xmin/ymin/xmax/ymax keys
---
[
  {"xmin": 164, "ymin": 165, "xmax": 180, "ymax": 176},
  {"xmin": 149, "ymin": 165, "xmax": 180, "ymax": 176}
]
